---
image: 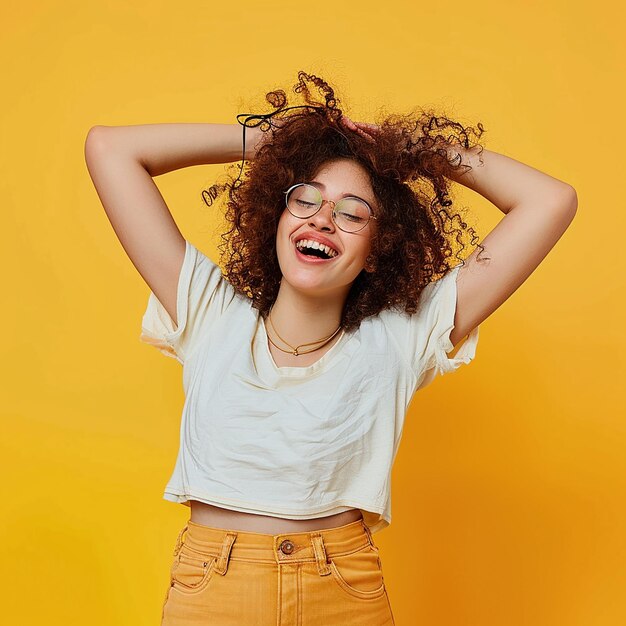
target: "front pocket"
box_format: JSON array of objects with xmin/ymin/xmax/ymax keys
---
[
  {"xmin": 171, "ymin": 547, "xmax": 217, "ymax": 594},
  {"xmin": 328, "ymin": 544, "xmax": 387, "ymax": 600}
]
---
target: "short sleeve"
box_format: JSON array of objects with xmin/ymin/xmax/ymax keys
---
[
  {"xmin": 378, "ymin": 263, "xmax": 479, "ymax": 390},
  {"xmin": 139, "ymin": 240, "xmax": 237, "ymax": 364}
]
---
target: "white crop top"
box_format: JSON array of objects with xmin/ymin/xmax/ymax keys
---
[{"xmin": 140, "ymin": 239, "xmax": 479, "ymax": 534}]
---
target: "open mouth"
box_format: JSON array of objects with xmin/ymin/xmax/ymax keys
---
[{"xmin": 294, "ymin": 239, "xmax": 340, "ymax": 263}]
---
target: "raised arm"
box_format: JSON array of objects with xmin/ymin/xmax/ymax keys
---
[
  {"xmin": 445, "ymin": 146, "xmax": 578, "ymax": 348},
  {"xmin": 84, "ymin": 123, "xmax": 263, "ymax": 326}
]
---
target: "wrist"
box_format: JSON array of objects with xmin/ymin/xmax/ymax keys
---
[
  {"xmin": 243, "ymin": 126, "xmax": 264, "ymax": 161},
  {"xmin": 445, "ymin": 145, "xmax": 483, "ymax": 182}
]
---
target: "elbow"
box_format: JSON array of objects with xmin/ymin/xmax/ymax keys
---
[
  {"xmin": 85, "ymin": 125, "xmax": 108, "ymax": 147},
  {"xmin": 562, "ymin": 184, "xmax": 578, "ymax": 212},
  {"xmin": 84, "ymin": 126, "xmax": 116, "ymax": 161},
  {"xmin": 552, "ymin": 183, "xmax": 578, "ymax": 218},
  {"xmin": 556, "ymin": 185, "xmax": 578, "ymax": 232},
  {"xmin": 563, "ymin": 184, "xmax": 578, "ymax": 214}
]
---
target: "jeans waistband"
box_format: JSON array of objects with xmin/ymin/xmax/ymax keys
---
[{"xmin": 172, "ymin": 517, "xmax": 375, "ymax": 570}]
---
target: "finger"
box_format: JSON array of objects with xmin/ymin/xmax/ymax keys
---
[
  {"xmin": 357, "ymin": 122, "xmax": 381, "ymax": 133},
  {"xmin": 341, "ymin": 116, "xmax": 358, "ymax": 130},
  {"xmin": 356, "ymin": 128, "xmax": 377, "ymax": 143}
]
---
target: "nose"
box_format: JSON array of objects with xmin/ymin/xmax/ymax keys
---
[{"xmin": 308, "ymin": 200, "xmax": 336, "ymax": 231}]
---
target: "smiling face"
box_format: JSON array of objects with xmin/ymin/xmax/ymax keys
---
[{"xmin": 275, "ymin": 158, "xmax": 378, "ymax": 298}]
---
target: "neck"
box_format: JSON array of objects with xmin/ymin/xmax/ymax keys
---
[{"xmin": 267, "ymin": 278, "xmax": 349, "ymax": 344}]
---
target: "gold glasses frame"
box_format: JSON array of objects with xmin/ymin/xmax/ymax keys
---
[{"xmin": 283, "ymin": 183, "xmax": 378, "ymax": 233}]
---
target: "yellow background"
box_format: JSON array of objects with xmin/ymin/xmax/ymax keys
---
[{"xmin": 1, "ymin": 1, "xmax": 624, "ymax": 625}]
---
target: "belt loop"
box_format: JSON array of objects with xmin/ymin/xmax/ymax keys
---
[
  {"xmin": 362, "ymin": 520, "xmax": 374, "ymax": 547},
  {"xmin": 310, "ymin": 533, "xmax": 331, "ymax": 576},
  {"xmin": 173, "ymin": 523, "xmax": 188, "ymax": 556},
  {"xmin": 213, "ymin": 531, "xmax": 237, "ymax": 576}
]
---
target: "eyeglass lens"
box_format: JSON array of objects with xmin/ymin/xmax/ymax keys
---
[{"xmin": 286, "ymin": 184, "xmax": 371, "ymax": 232}]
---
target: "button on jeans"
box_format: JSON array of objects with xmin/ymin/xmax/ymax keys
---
[{"xmin": 161, "ymin": 518, "xmax": 395, "ymax": 625}]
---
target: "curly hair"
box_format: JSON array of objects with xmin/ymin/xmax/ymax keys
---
[{"xmin": 202, "ymin": 70, "xmax": 487, "ymax": 333}]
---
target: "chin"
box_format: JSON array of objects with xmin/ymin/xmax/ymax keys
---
[{"xmin": 280, "ymin": 272, "xmax": 329, "ymax": 292}]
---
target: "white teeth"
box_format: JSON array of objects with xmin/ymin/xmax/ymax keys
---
[{"xmin": 295, "ymin": 239, "xmax": 338, "ymax": 258}]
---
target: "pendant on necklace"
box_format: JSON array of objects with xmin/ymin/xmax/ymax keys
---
[{"xmin": 293, "ymin": 348, "xmax": 299, "ymax": 356}]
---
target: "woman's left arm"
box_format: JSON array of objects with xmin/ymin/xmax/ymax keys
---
[{"xmin": 445, "ymin": 146, "xmax": 578, "ymax": 348}]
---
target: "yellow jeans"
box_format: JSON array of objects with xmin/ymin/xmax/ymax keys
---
[{"xmin": 161, "ymin": 517, "xmax": 395, "ymax": 625}]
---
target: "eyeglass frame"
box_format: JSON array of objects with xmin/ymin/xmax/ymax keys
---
[{"xmin": 283, "ymin": 182, "xmax": 378, "ymax": 233}]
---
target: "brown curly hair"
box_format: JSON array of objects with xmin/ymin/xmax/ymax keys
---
[{"xmin": 202, "ymin": 70, "xmax": 487, "ymax": 333}]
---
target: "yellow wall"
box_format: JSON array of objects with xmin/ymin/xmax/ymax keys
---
[{"xmin": 1, "ymin": 1, "xmax": 623, "ymax": 624}]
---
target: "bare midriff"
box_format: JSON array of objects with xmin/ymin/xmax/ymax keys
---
[{"xmin": 189, "ymin": 500, "xmax": 364, "ymax": 534}]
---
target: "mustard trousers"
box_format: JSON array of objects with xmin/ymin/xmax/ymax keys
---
[{"xmin": 161, "ymin": 517, "xmax": 396, "ymax": 625}]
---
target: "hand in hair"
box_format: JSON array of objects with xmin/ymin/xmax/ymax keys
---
[{"xmin": 338, "ymin": 115, "xmax": 380, "ymax": 143}]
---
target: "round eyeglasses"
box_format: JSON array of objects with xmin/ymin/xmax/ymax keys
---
[{"xmin": 284, "ymin": 183, "xmax": 377, "ymax": 233}]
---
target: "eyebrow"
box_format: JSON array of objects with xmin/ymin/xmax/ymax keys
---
[{"xmin": 305, "ymin": 180, "xmax": 375, "ymax": 209}]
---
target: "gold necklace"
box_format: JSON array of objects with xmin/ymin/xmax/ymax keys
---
[{"xmin": 266, "ymin": 307, "xmax": 344, "ymax": 356}]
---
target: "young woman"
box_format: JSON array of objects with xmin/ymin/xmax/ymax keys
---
[{"xmin": 84, "ymin": 71, "xmax": 577, "ymax": 625}]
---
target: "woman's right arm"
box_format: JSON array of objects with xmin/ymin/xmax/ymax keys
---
[{"xmin": 84, "ymin": 123, "xmax": 262, "ymax": 326}]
